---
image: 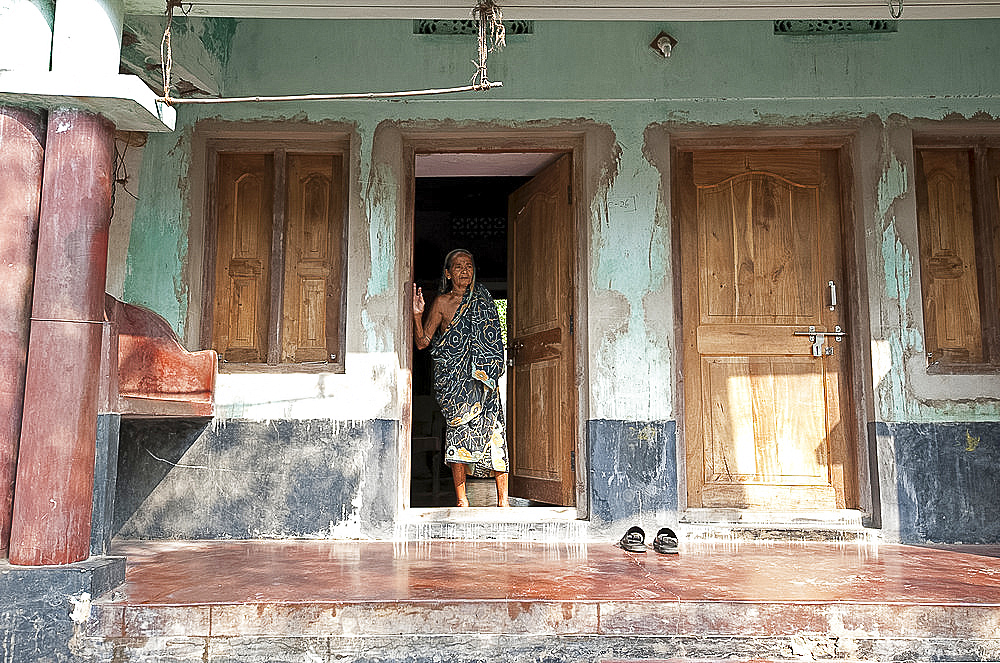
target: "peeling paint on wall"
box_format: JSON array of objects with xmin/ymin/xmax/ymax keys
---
[
  {"xmin": 876, "ymin": 149, "xmax": 908, "ymax": 222},
  {"xmin": 116, "ymin": 19, "xmax": 1000, "ymax": 429},
  {"xmin": 590, "ymin": 123, "xmax": 674, "ymax": 421},
  {"xmin": 880, "ymin": 222, "xmax": 912, "ymax": 307},
  {"xmin": 122, "ymin": 129, "xmax": 192, "ymax": 338}
]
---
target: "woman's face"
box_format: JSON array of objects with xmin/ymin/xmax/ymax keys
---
[{"xmin": 446, "ymin": 253, "xmax": 475, "ymax": 289}]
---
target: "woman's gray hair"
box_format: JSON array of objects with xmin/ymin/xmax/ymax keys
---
[{"xmin": 438, "ymin": 248, "xmax": 474, "ymax": 294}]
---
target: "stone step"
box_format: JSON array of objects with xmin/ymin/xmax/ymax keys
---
[
  {"xmin": 84, "ymin": 609, "xmax": 1000, "ymax": 662},
  {"xmin": 396, "ymin": 506, "xmax": 589, "ymax": 541},
  {"xmin": 83, "ymin": 633, "xmax": 1000, "ymax": 662},
  {"xmin": 679, "ymin": 508, "xmax": 879, "ymax": 542},
  {"xmin": 74, "ymin": 540, "xmax": 1000, "ymax": 662}
]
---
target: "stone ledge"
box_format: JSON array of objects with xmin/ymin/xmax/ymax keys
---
[
  {"xmin": 0, "ymin": 71, "xmax": 175, "ymax": 132},
  {"xmin": 0, "ymin": 555, "xmax": 125, "ymax": 606}
]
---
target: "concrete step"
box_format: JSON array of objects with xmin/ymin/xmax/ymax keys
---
[
  {"xmin": 73, "ymin": 540, "xmax": 1000, "ymax": 662},
  {"xmin": 79, "ymin": 632, "xmax": 1000, "ymax": 662},
  {"xmin": 396, "ymin": 506, "xmax": 589, "ymax": 541},
  {"xmin": 679, "ymin": 508, "xmax": 879, "ymax": 542}
]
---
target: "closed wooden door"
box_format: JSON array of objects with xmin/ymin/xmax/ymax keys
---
[
  {"xmin": 282, "ymin": 153, "xmax": 344, "ymax": 363},
  {"xmin": 677, "ymin": 148, "xmax": 856, "ymax": 510},
  {"xmin": 212, "ymin": 150, "xmax": 345, "ymax": 366},
  {"xmin": 213, "ymin": 153, "xmax": 274, "ymax": 363},
  {"xmin": 507, "ymin": 153, "xmax": 576, "ymax": 506}
]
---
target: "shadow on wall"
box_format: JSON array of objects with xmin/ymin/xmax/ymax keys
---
[
  {"xmin": 113, "ymin": 418, "xmax": 398, "ymax": 540},
  {"xmin": 113, "ymin": 418, "xmax": 212, "ymax": 536}
]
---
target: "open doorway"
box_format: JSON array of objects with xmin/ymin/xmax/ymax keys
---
[
  {"xmin": 410, "ymin": 174, "xmax": 525, "ymax": 507},
  {"xmin": 409, "ymin": 150, "xmax": 577, "ymax": 509}
]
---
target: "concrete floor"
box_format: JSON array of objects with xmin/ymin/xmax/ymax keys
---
[{"xmin": 80, "ymin": 538, "xmax": 1000, "ymax": 662}]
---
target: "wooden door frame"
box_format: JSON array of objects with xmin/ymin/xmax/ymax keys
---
[
  {"xmin": 666, "ymin": 127, "xmax": 876, "ymax": 519},
  {"xmin": 396, "ymin": 126, "xmax": 591, "ymax": 516}
]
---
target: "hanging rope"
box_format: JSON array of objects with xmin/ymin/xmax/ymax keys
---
[
  {"xmin": 160, "ymin": 0, "xmax": 190, "ymax": 103},
  {"xmin": 156, "ymin": 0, "xmax": 504, "ymax": 106},
  {"xmin": 472, "ymin": 0, "xmax": 506, "ymax": 88}
]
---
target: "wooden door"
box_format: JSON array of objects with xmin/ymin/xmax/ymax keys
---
[
  {"xmin": 507, "ymin": 153, "xmax": 576, "ymax": 506},
  {"xmin": 213, "ymin": 153, "xmax": 274, "ymax": 363},
  {"xmin": 914, "ymin": 148, "xmax": 983, "ymax": 364},
  {"xmin": 281, "ymin": 153, "xmax": 344, "ymax": 363},
  {"xmin": 677, "ymin": 148, "xmax": 856, "ymax": 510}
]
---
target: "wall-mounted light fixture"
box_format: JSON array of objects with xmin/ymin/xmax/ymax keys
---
[{"xmin": 650, "ymin": 31, "xmax": 677, "ymax": 58}]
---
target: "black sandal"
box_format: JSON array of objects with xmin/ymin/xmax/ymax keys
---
[
  {"xmin": 617, "ymin": 525, "xmax": 647, "ymax": 552},
  {"xmin": 652, "ymin": 527, "xmax": 679, "ymax": 554}
]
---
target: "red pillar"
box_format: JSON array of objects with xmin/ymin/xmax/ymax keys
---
[
  {"xmin": 8, "ymin": 109, "xmax": 115, "ymax": 566},
  {"xmin": 0, "ymin": 106, "xmax": 46, "ymax": 557}
]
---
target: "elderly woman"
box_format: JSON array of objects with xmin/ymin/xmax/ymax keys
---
[{"xmin": 413, "ymin": 249, "xmax": 509, "ymax": 507}]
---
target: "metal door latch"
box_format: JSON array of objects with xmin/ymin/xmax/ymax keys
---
[{"xmin": 793, "ymin": 325, "xmax": 847, "ymax": 357}]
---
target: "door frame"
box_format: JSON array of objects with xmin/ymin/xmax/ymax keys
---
[
  {"xmin": 666, "ymin": 127, "xmax": 876, "ymax": 520},
  {"xmin": 396, "ymin": 126, "xmax": 592, "ymax": 517}
]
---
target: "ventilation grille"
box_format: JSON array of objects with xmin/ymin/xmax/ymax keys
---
[
  {"xmin": 450, "ymin": 216, "xmax": 506, "ymax": 238},
  {"xmin": 774, "ymin": 19, "xmax": 898, "ymax": 35},
  {"xmin": 414, "ymin": 19, "xmax": 533, "ymax": 35}
]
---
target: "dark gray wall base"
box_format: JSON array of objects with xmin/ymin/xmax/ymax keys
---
[
  {"xmin": 587, "ymin": 419, "xmax": 677, "ymax": 527},
  {"xmin": 877, "ymin": 421, "xmax": 1000, "ymax": 544},
  {"xmin": 0, "ymin": 556, "xmax": 125, "ymax": 663},
  {"xmin": 114, "ymin": 418, "xmax": 397, "ymax": 540},
  {"xmin": 91, "ymin": 413, "xmax": 122, "ymax": 556}
]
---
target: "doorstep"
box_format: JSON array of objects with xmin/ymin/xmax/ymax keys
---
[
  {"xmin": 680, "ymin": 508, "xmax": 879, "ymax": 542},
  {"xmin": 397, "ymin": 505, "xmax": 586, "ymax": 541}
]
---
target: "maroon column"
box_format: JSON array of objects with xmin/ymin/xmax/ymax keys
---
[
  {"xmin": 8, "ymin": 109, "xmax": 115, "ymax": 566},
  {"xmin": 0, "ymin": 106, "xmax": 46, "ymax": 557}
]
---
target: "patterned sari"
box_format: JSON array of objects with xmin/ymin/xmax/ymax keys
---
[{"xmin": 430, "ymin": 281, "xmax": 508, "ymax": 477}]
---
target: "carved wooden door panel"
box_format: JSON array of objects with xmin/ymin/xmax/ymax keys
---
[
  {"xmin": 677, "ymin": 148, "xmax": 856, "ymax": 510},
  {"xmin": 213, "ymin": 153, "xmax": 274, "ymax": 363},
  {"xmin": 507, "ymin": 153, "xmax": 576, "ymax": 506},
  {"xmin": 914, "ymin": 148, "xmax": 983, "ymax": 364},
  {"xmin": 282, "ymin": 154, "xmax": 344, "ymax": 363}
]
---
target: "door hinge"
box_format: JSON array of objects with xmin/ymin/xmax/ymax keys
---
[
  {"xmin": 569, "ymin": 314, "xmax": 574, "ymax": 336},
  {"xmin": 568, "ymin": 183, "xmax": 573, "ymax": 205},
  {"xmin": 570, "ymin": 450, "xmax": 576, "ymax": 470}
]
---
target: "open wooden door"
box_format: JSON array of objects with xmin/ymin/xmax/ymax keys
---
[
  {"xmin": 507, "ymin": 153, "xmax": 576, "ymax": 506},
  {"xmin": 677, "ymin": 148, "xmax": 856, "ymax": 510}
]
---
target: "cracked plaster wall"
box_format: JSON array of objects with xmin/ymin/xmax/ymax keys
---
[
  {"xmin": 117, "ymin": 18, "xmax": 1000, "ymax": 467},
  {"xmin": 861, "ymin": 118, "xmax": 1000, "ymax": 423}
]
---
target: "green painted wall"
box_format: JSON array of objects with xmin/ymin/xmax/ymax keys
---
[{"xmin": 122, "ymin": 18, "xmax": 1000, "ymax": 424}]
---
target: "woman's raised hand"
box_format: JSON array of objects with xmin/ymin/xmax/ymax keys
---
[{"xmin": 413, "ymin": 284, "xmax": 425, "ymax": 316}]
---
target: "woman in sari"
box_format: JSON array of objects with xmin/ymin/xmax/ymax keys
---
[{"xmin": 412, "ymin": 249, "xmax": 509, "ymax": 507}]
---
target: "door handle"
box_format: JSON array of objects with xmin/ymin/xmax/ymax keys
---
[
  {"xmin": 828, "ymin": 280, "xmax": 837, "ymax": 311},
  {"xmin": 507, "ymin": 341, "xmax": 523, "ymax": 367}
]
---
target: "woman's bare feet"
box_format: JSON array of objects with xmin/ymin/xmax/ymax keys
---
[
  {"xmin": 495, "ymin": 471, "xmax": 509, "ymax": 507},
  {"xmin": 451, "ymin": 462, "xmax": 469, "ymax": 507}
]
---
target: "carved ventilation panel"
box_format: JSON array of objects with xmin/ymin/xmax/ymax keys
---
[
  {"xmin": 413, "ymin": 19, "xmax": 533, "ymax": 35},
  {"xmin": 774, "ymin": 20, "xmax": 897, "ymax": 35}
]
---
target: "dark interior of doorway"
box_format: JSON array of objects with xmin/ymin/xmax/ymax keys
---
[{"xmin": 410, "ymin": 175, "xmax": 530, "ymax": 507}]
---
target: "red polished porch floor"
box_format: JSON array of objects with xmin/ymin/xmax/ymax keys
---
[{"xmin": 90, "ymin": 539, "xmax": 1000, "ymax": 644}]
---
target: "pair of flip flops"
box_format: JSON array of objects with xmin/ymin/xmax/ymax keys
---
[{"xmin": 617, "ymin": 525, "xmax": 679, "ymax": 554}]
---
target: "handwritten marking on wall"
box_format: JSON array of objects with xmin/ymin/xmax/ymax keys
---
[{"xmin": 965, "ymin": 430, "xmax": 981, "ymax": 452}]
